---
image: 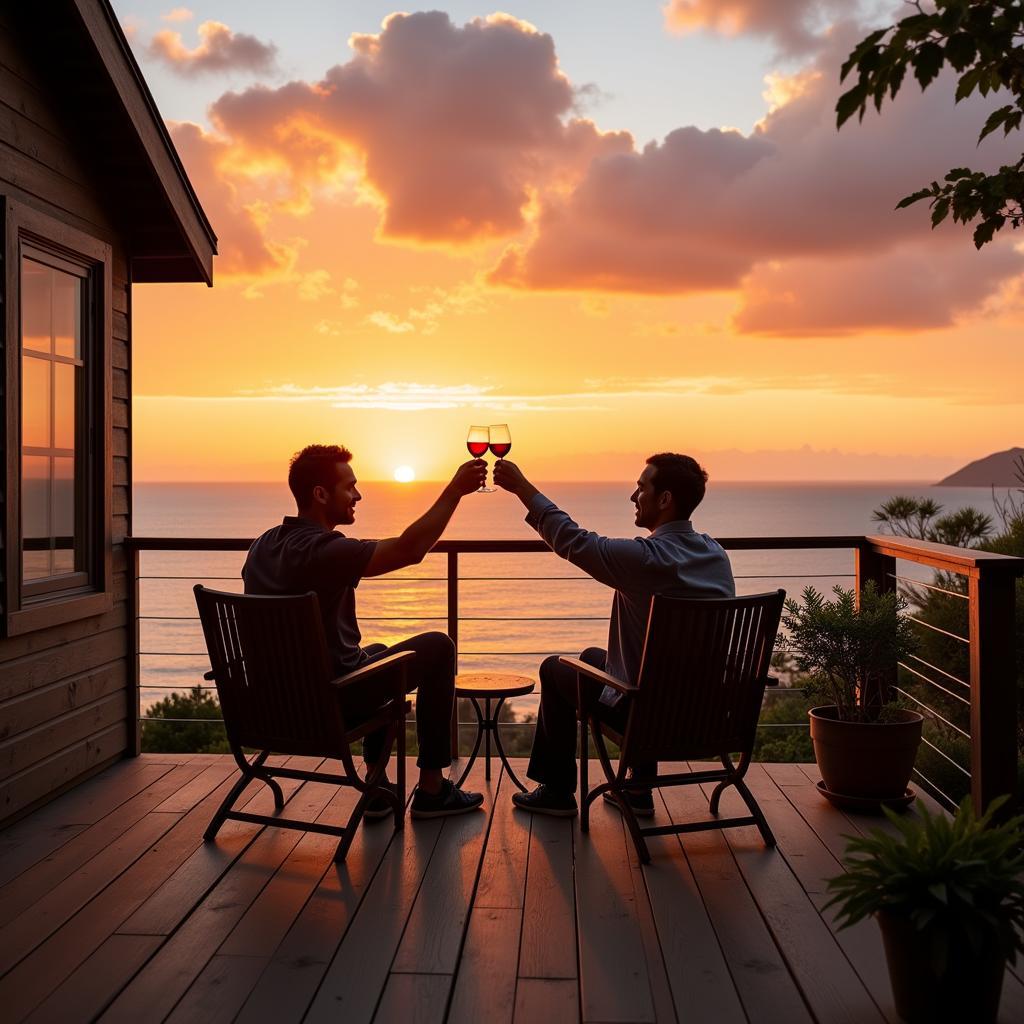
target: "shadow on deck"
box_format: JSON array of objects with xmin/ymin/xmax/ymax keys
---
[{"xmin": 1, "ymin": 755, "xmax": 1022, "ymax": 1023}]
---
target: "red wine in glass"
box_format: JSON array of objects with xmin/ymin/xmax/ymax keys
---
[
  {"xmin": 466, "ymin": 425, "xmax": 494, "ymax": 492},
  {"xmin": 489, "ymin": 424, "xmax": 511, "ymax": 459}
]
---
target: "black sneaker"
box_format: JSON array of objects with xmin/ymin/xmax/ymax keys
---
[
  {"xmin": 364, "ymin": 781, "xmax": 399, "ymax": 821},
  {"xmin": 602, "ymin": 787, "xmax": 655, "ymax": 818},
  {"xmin": 511, "ymin": 784, "xmax": 578, "ymax": 817},
  {"xmin": 410, "ymin": 779, "xmax": 484, "ymax": 819}
]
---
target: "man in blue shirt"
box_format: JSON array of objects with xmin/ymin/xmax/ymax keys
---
[
  {"xmin": 494, "ymin": 453, "xmax": 734, "ymax": 817},
  {"xmin": 244, "ymin": 444, "xmax": 487, "ymax": 819}
]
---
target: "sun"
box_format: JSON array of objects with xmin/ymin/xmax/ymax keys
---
[{"xmin": 393, "ymin": 465, "xmax": 416, "ymax": 483}]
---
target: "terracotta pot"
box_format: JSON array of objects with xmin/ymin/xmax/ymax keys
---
[
  {"xmin": 809, "ymin": 706, "xmax": 923, "ymax": 800},
  {"xmin": 877, "ymin": 910, "xmax": 1005, "ymax": 1022}
]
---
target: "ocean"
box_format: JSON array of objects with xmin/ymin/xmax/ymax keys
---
[{"xmin": 134, "ymin": 480, "xmax": 1007, "ymax": 719}]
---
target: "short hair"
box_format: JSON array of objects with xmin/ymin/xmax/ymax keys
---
[
  {"xmin": 645, "ymin": 453, "xmax": 708, "ymax": 518},
  {"xmin": 288, "ymin": 444, "xmax": 352, "ymax": 507}
]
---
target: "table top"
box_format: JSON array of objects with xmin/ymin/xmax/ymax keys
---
[{"xmin": 454, "ymin": 673, "xmax": 536, "ymax": 697}]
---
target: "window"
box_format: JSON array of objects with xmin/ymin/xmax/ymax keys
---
[{"xmin": 4, "ymin": 199, "xmax": 112, "ymax": 635}]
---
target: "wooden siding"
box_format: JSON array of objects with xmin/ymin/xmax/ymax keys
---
[{"xmin": 0, "ymin": 11, "xmax": 131, "ymax": 823}]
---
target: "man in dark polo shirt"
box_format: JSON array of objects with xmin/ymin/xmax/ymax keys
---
[{"xmin": 243, "ymin": 443, "xmax": 487, "ymax": 819}]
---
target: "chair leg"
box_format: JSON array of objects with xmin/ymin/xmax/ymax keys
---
[
  {"xmin": 734, "ymin": 777, "xmax": 776, "ymax": 848},
  {"xmin": 203, "ymin": 770, "xmax": 254, "ymax": 841},
  {"xmin": 616, "ymin": 788, "xmax": 651, "ymax": 865},
  {"xmin": 396, "ymin": 718, "xmax": 406, "ymax": 832},
  {"xmin": 580, "ymin": 715, "xmax": 591, "ymax": 833},
  {"xmin": 709, "ymin": 778, "xmax": 729, "ymax": 815}
]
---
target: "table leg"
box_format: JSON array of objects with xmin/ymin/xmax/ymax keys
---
[
  {"xmin": 484, "ymin": 697, "xmax": 491, "ymax": 782},
  {"xmin": 453, "ymin": 697, "xmax": 486, "ymax": 789},
  {"xmin": 491, "ymin": 697, "xmax": 529, "ymax": 792}
]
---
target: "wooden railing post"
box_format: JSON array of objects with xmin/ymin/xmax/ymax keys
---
[
  {"xmin": 969, "ymin": 566, "xmax": 1018, "ymax": 812},
  {"xmin": 448, "ymin": 550, "xmax": 459, "ymax": 759},
  {"xmin": 856, "ymin": 542, "xmax": 898, "ymax": 705},
  {"xmin": 127, "ymin": 541, "xmax": 141, "ymax": 756}
]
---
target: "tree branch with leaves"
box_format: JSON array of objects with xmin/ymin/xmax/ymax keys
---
[{"xmin": 838, "ymin": 0, "xmax": 1024, "ymax": 247}]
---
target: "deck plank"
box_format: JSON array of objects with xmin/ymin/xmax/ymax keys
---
[
  {"xmin": 303, "ymin": 815, "xmax": 444, "ymax": 1023},
  {"xmin": 575, "ymin": 798, "xmax": 656, "ymax": 1024},
  {"xmin": 166, "ymin": 955, "xmax": 270, "ymax": 1024},
  {"xmin": 391, "ymin": 763, "xmax": 492, "ymax": 975},
  {"xmin": 233, "ymin": 797, "xmax": 399, "ymax": 1023},
  {"xmin": 21, "ymin": 933, "xmax": 162, "ymax": 1024},
  {"xmin": 447, "ymin": 906, "xmax": 521, "ymax": 1024},
  {"xmin": 518, "ymin": 812, "xmax": 575, "ymax": 980},
  {"xmin": 513, "ymin": 978, "xmax": 579, "ymax": 1024},
  {"xmin": 640, "ymin": 806, "xmax": 746, "ymax": 1023},
  {"xmin": 0, "ymin": 762, "xmax": 210, "ymax": 927},
  {"xmin": 659, "ymin": 780, "xmax": 814, "ymax": 1024},
  {"xmin": 474, "ymin": 766, "xmax": 530, "ymax": 910},
  {"xmin": 99, "ymin": 768, "xmax": 339, "ymax": 1022},
  {"xmin": 373, "ymin": 973, "xmax": 450, "ymax": 1024},
  {"xmin": 0, "ymin": 761, "xmax": 174, "ymax": 887},
  {"xmin": 708, "ymin": 778, "xmax": 887, "ymax": 1024}
]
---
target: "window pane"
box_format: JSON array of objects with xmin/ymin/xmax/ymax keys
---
[
  {"xmin": 54, "ymin": 362, "xmax": 76, "ymax": 450},
  {"xmin": 21, "ymin": 259, "xmax": 51, "ymax": 354},
  {"xmin": 52, "ymin": 457, "xmax": 76, "ymax": 575},
  {"xmin": 52, "ymin": 270, "xmax": 80, "ymax": 359},
  {"xmin": 23, "ymin": 455, "xmax": 50, "ymax": 581},
  {"xmin": 22, "ymin": 355, "xmax": 50, "ymax": 448}
]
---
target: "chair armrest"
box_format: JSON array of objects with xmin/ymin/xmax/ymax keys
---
[
  {"xmin": 765, "ymin": 675, "xmax": 780, "ymax": 687},
  {"xmin": 558, "ymin": 657, "xmax": 638, "ymax": 696},
  {"xmin": 330, "ymin": 650, "xmax": 416, "ymax": 691},
  {"xmin": 203, "ymin": 670, "xmax": 215, "ymax": 681}
]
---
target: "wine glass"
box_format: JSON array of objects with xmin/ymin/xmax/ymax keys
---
[
  {"xmin": 488, "ymin": 424, "xmax": 511, "ymax": 460},
  {"xmin": 466, "ymin": 425, "xmax": 494, "ymax": 492}
]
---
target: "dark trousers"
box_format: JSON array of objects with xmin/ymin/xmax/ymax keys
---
[
  {"xmin": 340, "ymin": 631, "xmax": 455, "ymax": 771},
  {"xmin": 527, "ymin": 647, "xmax": 654, "ymax": 794}
]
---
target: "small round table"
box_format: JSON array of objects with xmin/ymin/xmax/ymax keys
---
[{"xmin": 452, "ymin": 673, "xmax": 535, "ymax": 792}]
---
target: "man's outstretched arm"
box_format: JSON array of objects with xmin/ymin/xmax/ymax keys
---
[
  {"xmin": 494, "ymin": 460, "xmax": 648, "ymax": 589},
  {"xmin": 363, "ymin": 459, "xmax": 487, "ymax": 577}
]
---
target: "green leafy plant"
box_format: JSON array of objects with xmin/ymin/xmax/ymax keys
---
[
  {"xmin": 141, "ymin": 686, "xmax": 229, "ymax": 754},
  {"xmin": 825, "ymin": 796, "xmax": 1024, "ymax": 971},
  {"xmin": 781, "ymin": 583, "xmax": 917, "ymax": 722},
  {"xmin": 838, "ymin": 1, "xmax": 1024, "ymax": 248}
]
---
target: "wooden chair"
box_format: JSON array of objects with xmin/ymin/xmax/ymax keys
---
[
  {"xmin": 564, "ymin": 589, "xmax": 786, "ymax": 864},
  {"xmin": 194, "ymin": 585, "xmax": 413, "ymax": 863}
]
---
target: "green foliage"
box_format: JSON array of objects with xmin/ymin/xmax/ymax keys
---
[
  {"xmin": 838, "ymin": 1, "xmax": 1024, "ymax": 246},
  {"xmin": 781, "ymin": 583, "xmax": 918, "ymax": 721},
  {"xmin": 752, "ymin": 689, "xmax": 816, "ymax": 762},
  {"xmin": 825, "ymin": 796, "xmax": 1024, "ymax": 970},
  {"xmin": 141, "ymin": 686, "xmax": 229, "ymax": 754},
  {"xmin": 872, "ymin": 496, "xmax": 993, "ymax": 547}
]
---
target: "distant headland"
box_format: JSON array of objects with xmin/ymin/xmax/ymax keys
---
[{"xmin": 936, "ymin": 447, "xmax": 1024, "ymax": 486}]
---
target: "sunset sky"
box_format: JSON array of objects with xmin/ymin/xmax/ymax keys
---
[{"xmin": 115, "ymin": 1, "xmax": 1024, "ymax": 482}]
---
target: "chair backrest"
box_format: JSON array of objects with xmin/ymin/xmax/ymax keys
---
[
  {"xmin": 622, "ymin": 590, "xmax": 785, "ymax": 765},
  {"xmin": 194, "ymin": 584, "xmax": 349, "ymax": 757}
]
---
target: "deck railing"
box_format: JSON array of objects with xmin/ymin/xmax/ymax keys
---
[{"xmin": 125, "ymin": 535, "xmax": 1022, "ymax": 812}]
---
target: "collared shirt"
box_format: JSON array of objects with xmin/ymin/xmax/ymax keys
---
[
  {"xmin": 526, "ymin": 492, "xmax": 735, "ymax": 702},
  {"xmin": 242, "ymin": 516, "xmax": 377, "ymax": 675}
]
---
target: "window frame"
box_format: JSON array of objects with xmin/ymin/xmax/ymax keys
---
[{"xmin": 4, "ymin": 198, "xmax": 113, "ymax": 636}]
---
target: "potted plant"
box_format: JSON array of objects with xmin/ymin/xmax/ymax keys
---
[
  {"xmin": 825, "ymin": 796, "xmax": 1024, "ymax": 1023},
  {"xmin": 782, "ymin": 583, "xmax": 922, "ymax": 806}
]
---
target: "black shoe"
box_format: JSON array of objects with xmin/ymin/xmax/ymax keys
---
[
  {"xmin": 512, "ymin": 784, "xmax": 578, "ymax": 817},
  {"xmin": 410, "ymin": 779, "xmax": 484, "ymax": 819},
  {"xmin": 602, "ymin": 787, "xmax": 655, "ymax": 818},
  {"xmin": 364, "ymin": 781, "xmax": 399, "ymax": 821}
]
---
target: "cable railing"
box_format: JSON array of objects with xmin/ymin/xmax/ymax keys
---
[{"xmin": 125, "ymin": 534, "xmax": 1022, "ymax": 811}]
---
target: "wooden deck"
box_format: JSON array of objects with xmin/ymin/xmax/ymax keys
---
[{"xmin": 1, "ymin": 756, "xmax": 1022, "ymax": 1024}]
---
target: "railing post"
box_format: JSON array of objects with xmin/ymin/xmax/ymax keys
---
[
  {"xmin": 448, "ymin": 550, "xmax": 459, "ymax": 759},
  {"xmin": 969, "ymin": 566, "xmax": 1018, "ymax": 812},
  {"xmin": 856, "ymin": 541, "xmax": 898, "ymax": 706},
  {"xmin": 127, "ymin": 541, "xmax": 141, "ymax": 756}
]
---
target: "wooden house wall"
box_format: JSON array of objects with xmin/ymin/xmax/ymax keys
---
[{"xmin": 0, "ymin": 12, "xmax": 132, "ymax": 823}]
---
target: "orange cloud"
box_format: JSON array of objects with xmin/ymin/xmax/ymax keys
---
[
  {"xmin": 663, "ymin": 0, "xmax": 846, "ymax": 53},
  {"xmin": 149, "ymin": 20, "xmax": 277, "ymax": 76},
  {"xmin": 206, "ymin": 11, "xmax": 630, "ymax": 245},
  {"xmin": 489, "ymin": 24, "xmax": 1024, "ymax": 331},
  {"xmin": 169, "ymin": 121, "xmax": 289, "ymax": 275}
]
